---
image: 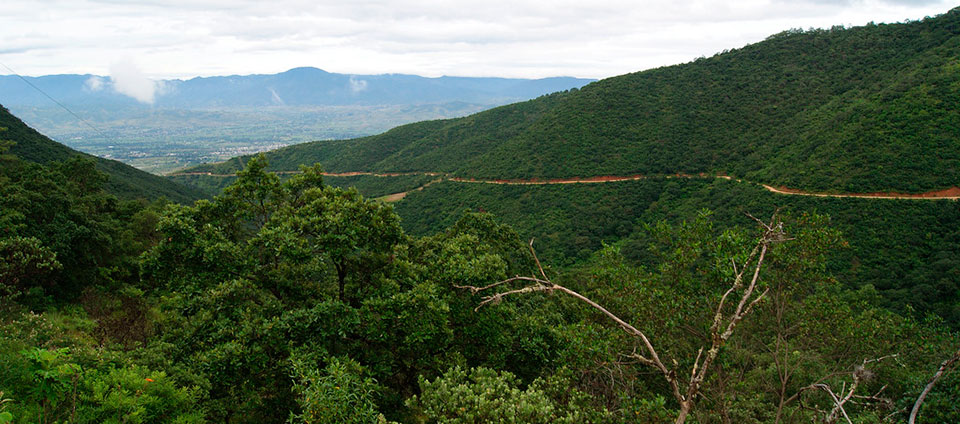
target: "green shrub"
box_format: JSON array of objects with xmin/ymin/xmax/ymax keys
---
[{"xmin": 289, "ymin": 356, "xmax": 389, "ymax": 424}]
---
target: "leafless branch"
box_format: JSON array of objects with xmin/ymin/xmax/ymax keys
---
[
  {"xmin": 909, "ymin": 347, "xmax": 960, "ymax": 424},
  {"xmin": 529, "ymin": 238, "xmax": 549, "ymax": 281},
  {"xmin": 456, "ymin": 212, "xmax": 791, "ymax": 424},
  {"xmin": 793, "ymin": 355, "xmax": 898, "ymax": 423},
  {"xmin": 452, "ymin": 279, "xmax": 517, "ymax": 294}
]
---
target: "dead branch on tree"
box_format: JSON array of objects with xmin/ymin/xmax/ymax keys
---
[
  {"xmin": 909, "ymin": 347, "xmax": 960, "ymax": 424},
  {"xmin": 455, "ymin": 211, "xmax": 790, "ymax": 424},
  {"xmin": 794, "ymin": 355, "xmax": 898, "ymax": 424}
]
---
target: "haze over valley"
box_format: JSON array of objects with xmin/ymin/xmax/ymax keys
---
[{"xmin": 1, "ymin": 68, "xmax": 592, "ymax": 173}]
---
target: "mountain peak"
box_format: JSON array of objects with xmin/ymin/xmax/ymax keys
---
[{"xmin": 281, "ymin": 67, "xmax": 330, "ymax": 75}]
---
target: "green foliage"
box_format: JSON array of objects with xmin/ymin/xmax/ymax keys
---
[
  {"xmin": 181, "ymin": 9, "xmax": 960, "ymax": 194},
  {"xmin": 289, "ymin": 355, "xmax": 389, "ymax": 424},
  {"xmin": 21, "ymin": 347, "xmax": 81, "ymax": 424},
  {"xmin": 903, "ymin": 368, "xmax": 960, "ymax": 423},
  {"xmin": 4, "ymin": 145, "xmax": 960, "ymax": 423},
  {"xmin": 394, "ymin": 177, "xmax": 960, "ymax": 328},
  {"xmin": 284, "ymin": 184, "xmax": 404, "ymax": 303},
  {"xmin": 141, "ymin": 157, "xmax": 430, "ymax": 421},
  {"xmin": 78, "ymin": 366, "xmax": 204, "ymax": 424},
  {"xmin": 0, "ymin": 105, "xmax": 204, "ymax": 203},
  {"xmin": 168, "ymin": 173, "xmax": 437, "ymax": 200},
  {"xmin": 0, "ymin": 236, "xmax": 61, "ymax": 296},
  {"xmin": 407, "ymin": 366, "xmax": 609, "ymax": 424},
  {"xmin": 542, "ymin": 212, "xmax": 959, "ymax": 422},
  {"xmin": 0, "ymin": 310, "xmax": 206, "ymax": 423},
  {"xmin": 0, "ymin": 149, "xmax": 170, "ymax": 305},
  {"xmin": 0, "ymin": 391, "xmax": 12, "ymax": 424}
]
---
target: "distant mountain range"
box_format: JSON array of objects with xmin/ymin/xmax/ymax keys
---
[
  {"xmin": 0, "ymin": 67, "xmax": 594, "ymax": 108},
  {"xmin": 0, "ymin": 68, "xmax": 594, "ymax": 174}
]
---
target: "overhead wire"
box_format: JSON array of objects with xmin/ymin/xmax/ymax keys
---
[{"xmin": 0, "ymin": 61, "xmax": 110, "ymax": 140}]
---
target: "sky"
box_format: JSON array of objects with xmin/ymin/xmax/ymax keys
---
[{"xmin": 1, "ymin": 0, "xmax": 956, "ymax": 82}]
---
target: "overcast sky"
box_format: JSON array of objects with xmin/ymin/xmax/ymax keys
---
[{"xmin": 1, "ymin": 0, "xmax": 956, "ymax": 81}]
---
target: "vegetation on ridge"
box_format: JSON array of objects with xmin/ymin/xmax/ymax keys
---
[
  {"xmin": 181, "ymin": 8, "xmax": 960, "ymax": 194},
  {"xmin": 3, "ymin": 8, "xmax": 960, "ymax": 422},
  {"xmin": 2, "ymin": 156, "xmax": 958, "ymax": 422},
  {"xmin": 0, "ymin": 105, "xmax": 204, "ymax": 203}
]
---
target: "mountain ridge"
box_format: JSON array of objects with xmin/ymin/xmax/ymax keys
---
[
  {"xmin": 0, "ymin": 104, "xmax": 204, "ymax": 203},
  {"xmin": 179, "ymin": 8, "xmax": 960, "ymax": 194},
  {"xmin": 0, "ymin": 67, "xmax": 595, "ymax": 108}
]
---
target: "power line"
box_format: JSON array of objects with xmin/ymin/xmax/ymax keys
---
[{"xmin": 0, "ymin": 61, "xmax": 110, "ymax": 140}]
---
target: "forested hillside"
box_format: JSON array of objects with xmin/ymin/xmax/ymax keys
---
[
  {"xmin": 4, "ymin": 7, "xmax": 960, "ymax": 424},
  {"xmin": 185, "ymin": 7, "xmax": 960, "ymax": 194},
  {"xmin": 0, "ymin": 105, "xmax": 203, "ymax": 203},
  {"xmin": 394, "ymin": 178, "xmax": 960, "ymax": 325},
  {"xmin": 3, "ymin": 155, "xmax": 958, "ymax": 423}
]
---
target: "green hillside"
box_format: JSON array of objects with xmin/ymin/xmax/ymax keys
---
[
  {"xmin": 182, "ymin": 8, "xmax": 960, "ymax": 194},
  {"xmin": 1, "ymin": 105, "xmax": 204, "ymax": 203},
  {"xmin": 393, "ymin": 178, "xmax": 960, "ymax": 325}
]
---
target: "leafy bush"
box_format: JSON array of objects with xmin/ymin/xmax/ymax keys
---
[
  {"xmin": 407, "ymin": 366, "xmax": 610, "ymax": 424},
  {"xmin": 289, "ymin": 356, "xmax": 389, "ymax": 424},
  {"xmin": 78, "ymin": 366, "xmax": 204, "ymax": 424}
]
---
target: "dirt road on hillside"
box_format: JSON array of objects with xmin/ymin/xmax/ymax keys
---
[
  {"xmin": 168, "ymin": 171, "xmax": 442, "ymax": 178},
  {"xmin": 166, "ymin": 170, "xmax": 960, "ymax": 201},
  {"xmin": 760, "ymin": 184, "xmax": 960, "ymax": 200}
]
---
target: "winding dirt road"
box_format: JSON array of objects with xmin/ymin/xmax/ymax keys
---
[
  {"xmin": 166, "ymin": 170, "xmax": 960, "ymax": 201},
  {"xmin": 169, "ymin": 171, "xmax": 442, "ymax": 178}
]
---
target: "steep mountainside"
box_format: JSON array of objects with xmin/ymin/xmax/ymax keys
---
[
  {"xmin": 186, "ymin": 8, "xmax": 960, "ymax": 193},
  {"xmin": 0, "ymin": 105, "xmax": 203, "ymax": 203}
]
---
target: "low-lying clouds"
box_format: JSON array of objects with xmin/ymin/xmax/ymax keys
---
[
  {"xmin": 109, "ymin": 61, "xmax": 163, "ymax": 104},
  {"xmin": 349, "ymin": 76, "xmax": 368, "ymax": 93},
  {"xmin": 84, "ymin": 76, "xmax": 106, "ymax": 91},
  {"xmin": 84, "ymin": 66, "xmax": 162, "ymax": 104},
  {"xmin": 0, "ymin": 0, "xmax": 955, "ymax": 80}
]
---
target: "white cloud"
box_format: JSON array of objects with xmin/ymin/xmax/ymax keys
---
[
  {"xmin": 109, "ymin": 60, "xmax": 161, "ymax": 104},
  {"xmin": 349, "ymin": 75, "xmax": 368, "ymax": 93},
  {"xmin": 84, "ymin": 76, "xmax": 105, "ymax": 91},
  {"xmin": 0, "ymin": 0, "xmax": 956, "ymax": 80}
]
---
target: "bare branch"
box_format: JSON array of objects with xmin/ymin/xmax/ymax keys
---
[
  {"xmin": 909, "ymin": 348, "xmax": 960, "ymax": 424},
  {"xmin": 792, "ymin": 355, "xmax": 899, "ymax": 424},
  {"xmin": 529, "ymin": 238, "xmax": 550, "ymax": 281},
  {"xmin": 453, "ymin": 278, "xmax": 521, "ymax": 294},
  {"xmin": 458, "ymin": 243, "xmax": 683, "ymax": 404},
  {"xmin": 457, "ymin": 212, "xmax": 790, "ymax": 424}
]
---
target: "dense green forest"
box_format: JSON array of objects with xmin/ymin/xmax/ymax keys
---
[
  {"xmin": 169, "ymin": 172, "xmax": 437, "ymax": 200},
  {"xmin": 394, "ymin": 179, "xmax": 960, "ymax": 326},
  {"xmin": 0, "ymin": 105, "xmax": 204, "ymax": 204},
  {"xmin": 4, "ymin": 7, "xmax": 960, "ymax": 424},
  {"xmin": 2, "ymin": 150, "xmax": 959, "ymax": 423},
  {"xmin": 180, "ymin": 8, "xmax": 960, "ymax": 194}
]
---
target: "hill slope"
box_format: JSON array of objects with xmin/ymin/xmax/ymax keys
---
[
  {"xmin": 185, "ymin": 8, "xmax": 960, "ymax": 194},
  {"xmin": 0, "ymin": 105, "xmax": 204, "ymax": 203}
]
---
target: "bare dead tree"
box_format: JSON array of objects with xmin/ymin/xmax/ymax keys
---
[
  {"xmin": 909, "ymin": 347, "xmax": 960, "ymax": 424},
  {"xmin": 792, "ymin": 355, "xmax": 898, "ymax": 424},
  {"xmin": 456, "ymin": 212, "xmax": 790, "ymax": 424}
]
